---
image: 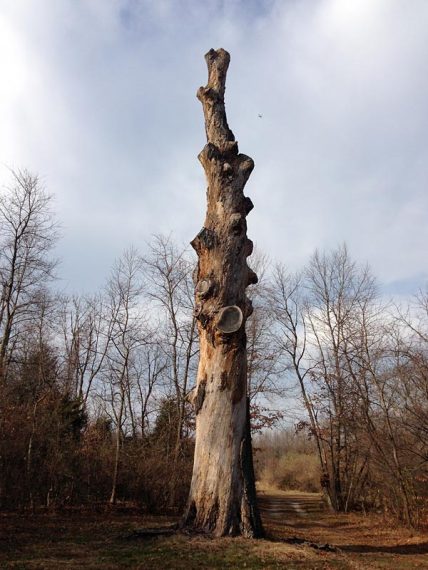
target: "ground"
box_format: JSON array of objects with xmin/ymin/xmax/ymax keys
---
[{"xmin": 1, "ymin": 490, "xmax": 427, "ymax": 569}]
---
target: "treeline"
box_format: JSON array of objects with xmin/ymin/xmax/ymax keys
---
[
  {"xmin": 0, "ymin": 170, "xmax": 280, "ymax": 512},
  {"xmin": 268, "ymin": 248, "xmax": 428, "ymax": 527},
  {"xmin": 0, "ymin": 170, "xmax": 427, "ymax": 527},
  {"xmin": 256, "ymin": 429, "xmax": 321, "ymax": 494}
]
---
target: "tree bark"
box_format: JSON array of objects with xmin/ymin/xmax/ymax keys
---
[{"xmin": 182, "ymin": 48, "xmax": 263, "ymax": 537}]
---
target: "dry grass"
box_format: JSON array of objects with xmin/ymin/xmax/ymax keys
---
[
  {"xmin": 1, "ymin": 492, "xmax": 427, "ymax": 569},
  {"xmin": 0, "ymin": 512, "xmax": 330, "ymax": 569},
  {"xmin": 260, "ymin": 490, "xmax": 428, "ymax": 569},
  {"xmin": 259, "ymin": 452, "xmax": 321, "ymax": 493},
  {"xmin": 257, "ymin": 482, "xmax": 321, "ymax": 496}
]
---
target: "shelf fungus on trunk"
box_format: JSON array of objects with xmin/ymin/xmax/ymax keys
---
[
  {"xmin": 216, "ymin": 305, "xmax": 243, "ymax": 334},
  {"xmin": 181, "ymin": 48, "xmax": 263, "ymax": 538}
]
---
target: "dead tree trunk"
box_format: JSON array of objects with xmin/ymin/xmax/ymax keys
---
[{"xmin": 182, "ymin": 48, "xmax": 263, "ymax": 537}]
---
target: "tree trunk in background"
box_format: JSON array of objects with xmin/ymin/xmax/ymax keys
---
[
  {"xmin": 109, "ymin": 384, "xmax": 124, "ymax": 505},
  {"xmin": 182, "ymin": 48, "xmax": 263, "ymax": 537}
]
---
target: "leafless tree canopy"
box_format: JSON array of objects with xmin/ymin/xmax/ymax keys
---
[
  {"xmin": 0, "ymin": 167, "xmax": 426, "ymax": 529},
  {"xmin": 270, "ymin": 245, "xmax": 428, "ymax": 526}
]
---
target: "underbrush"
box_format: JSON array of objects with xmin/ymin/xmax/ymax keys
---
[
  {"xmin": 259, "ymin": 451, "xmax": 320, "ymax": 493},
  {"xmin": 255, "ymin": 429, "xmax": 321, "ymax": 493}
]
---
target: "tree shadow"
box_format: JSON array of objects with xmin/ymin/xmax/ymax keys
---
[{"xmin": 341, "ymin": 542, "xmax": 428, "ymax": 555}]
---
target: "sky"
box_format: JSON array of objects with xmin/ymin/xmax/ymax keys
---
[{"xmin": 0, "ymin": 0, "xmax": 427, "ymax": 296}]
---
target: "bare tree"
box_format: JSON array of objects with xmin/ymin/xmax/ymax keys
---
[
  {"xmin": 269, "ymin": 264, "xmax": 332, "ymax": 506},
  {"xmin": 270, "ymin": 247, "xmax": 382, "ymax": 512},
  {"xmin": 142, "ymin": 234, "xmax": 197, "ymax": 461},
  {"xmin": 246, "ymin": 252, "xmax": 285, "ymax": 430},
  {"xmin": 102, "ymin": 248, "xmax": 146, "ymax": 504},
  {"xmin": 303, "ymin": 245, "xmax": 377, "ymax": 511},
  {"xmin": 133, "ymin": 342, "xmax": 167, "ymax": 436},
  {"xmin": 383, "ymin": 289, "xmax": 428, "ymax": 524},
  {"xmin": 19, "ymin": 290, "xmax": 58, "ymax": 507},
  {"xmin": 396, "ymin": 291, "xmax": 428, "ymax": 461},
  {"xmin": 58, "ymin": 293, "xmax": 109, "ymax": 405},
  {"xmin": 182, "ymin": 49, "xmax": 263, "ymax": 537},
  {"xmin": 0, "ymin": 170, "xmax": 59, "ymax": 381}
]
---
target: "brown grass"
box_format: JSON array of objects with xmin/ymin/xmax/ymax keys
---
[
  {"xmin": 1, "ymin": 492, "xmax": 427, "ymax": 569},
  {"xmin": 259, "ymin": 452, "xmax": 321, "ymax": 493}
]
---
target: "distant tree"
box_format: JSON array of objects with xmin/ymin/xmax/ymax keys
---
[
  {"xmin": 246, "ymin": 251, "xmax": 285, "ymax": 430},
  {"xmin": 0, "ymin": 170, "xmax": 59, "ymax": 381},
  {"xmin": 150, "ymin": 396, "xmax": 193, "ymax": 452},
  {"xmin": 102, "ymin": 247, "xmax": 147, "ymax": 504},
  {"xmin": 58, "ymin": 293, "xmax": 109, "ymax": 405},
  {"xmin": 133, "ymin": 342, "xmax": 167, "ymax": 437},
  {"xmin": 271, "ymin": 246, "xmax": 381, "ymax": 512},
  {"xmin": 142, "ymin": 235, "xmax": 197, "ymax": 461},
  {"xmin": 303, "ymin": 245, "xmax": 377, "ymax": 511},
  {"xmin": 269, "ymin": 264, "xmax": 332, "ymax": 505}
]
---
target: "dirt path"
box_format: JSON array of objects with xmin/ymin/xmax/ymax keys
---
[
  {"xmin": 258, "ymin": 488, "xmax": 428, "ymax": 569},
  {"xmin": 259, "ymin": 490, "xmax": 327, "ymax": 520}
]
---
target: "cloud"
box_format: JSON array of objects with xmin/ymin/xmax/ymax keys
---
[{"xmin": 0, "ymin": 0, "xmax": 427, "ymax": 294}]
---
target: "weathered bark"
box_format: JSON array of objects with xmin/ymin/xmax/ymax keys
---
[{"xmin": 182, "ymin": 48, "xmax": 263, "ymax": 537}]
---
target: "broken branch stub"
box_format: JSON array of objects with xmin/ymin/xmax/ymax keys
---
[{"xmin": 196, "ymin": 278, "xmax": 214, "ymax": 298}]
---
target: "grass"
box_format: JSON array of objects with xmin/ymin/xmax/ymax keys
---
[
  {"xmin": 0, "ymin": 511, "xmax": 347, "ymax": 569},
  {"xmin": 1, "ymin": 493, "xmax": 427, "ymax": 569}
]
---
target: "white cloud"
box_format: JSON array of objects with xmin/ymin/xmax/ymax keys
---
[{"xmin": 0, "ymin": 0, "xmax": 427, "ymax": 293}]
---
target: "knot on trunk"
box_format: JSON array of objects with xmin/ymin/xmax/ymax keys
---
[
  {"xmin": 244, "ymin": 297, "xmax": 254, "ymax": 317},
  {"xmin": 222, "ymin": 162, "xmax": 234, "ymax": 181},
  {"xmin": 245, "ymin": 239, "xmax": 254, "ymax": 256},
  {"xmin": 192, "ymin": 264, "xmax": 200, "ymax": 285},
  {"xmin": 188, "ymin": 379, "xmax": 207, "ymax": 415},
  {"xmin": 246, "ymin": 268, "xmax": 258, "ymax": 286},
  {"xmin": 197, "ymin": 86, "xmax": 221, "ymax": 103},
  {"xmin": 191, "ymin": 227, "xmax": 217, "ymax": 253},
  {"xmin": 198, "ymin": 142, "xmax": 239, "ymax": 167},
  {"xmin": 196, "ymin": 278, "xmax": 215, "ymax": 299},
  {"xmin": 237, "ymin": 155, "xmax": 255, "ymax": 184},
  {"xmin": 243, "ymin": 197, "xmax": 254, "ymax": 215},
  {"xmin": 229, "ymin": 213, "xmax": 245, "ymax": 236},
  {"xmin": 198, "ymin": 143, "xmax": 221, "ymax": 163}
]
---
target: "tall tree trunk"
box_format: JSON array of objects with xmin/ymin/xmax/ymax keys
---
[
  {"xmin": 110, "ymin": 386, "xmax": 125, "ymax": 505},
  {"xmin": 182, "ymin": 48, "xmax": 263, "ymax": 537}
]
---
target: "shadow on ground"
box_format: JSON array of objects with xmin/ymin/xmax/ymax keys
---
[{"xmin": 341, "ymin": 541, "xmax": 428, "ymax": 555}]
